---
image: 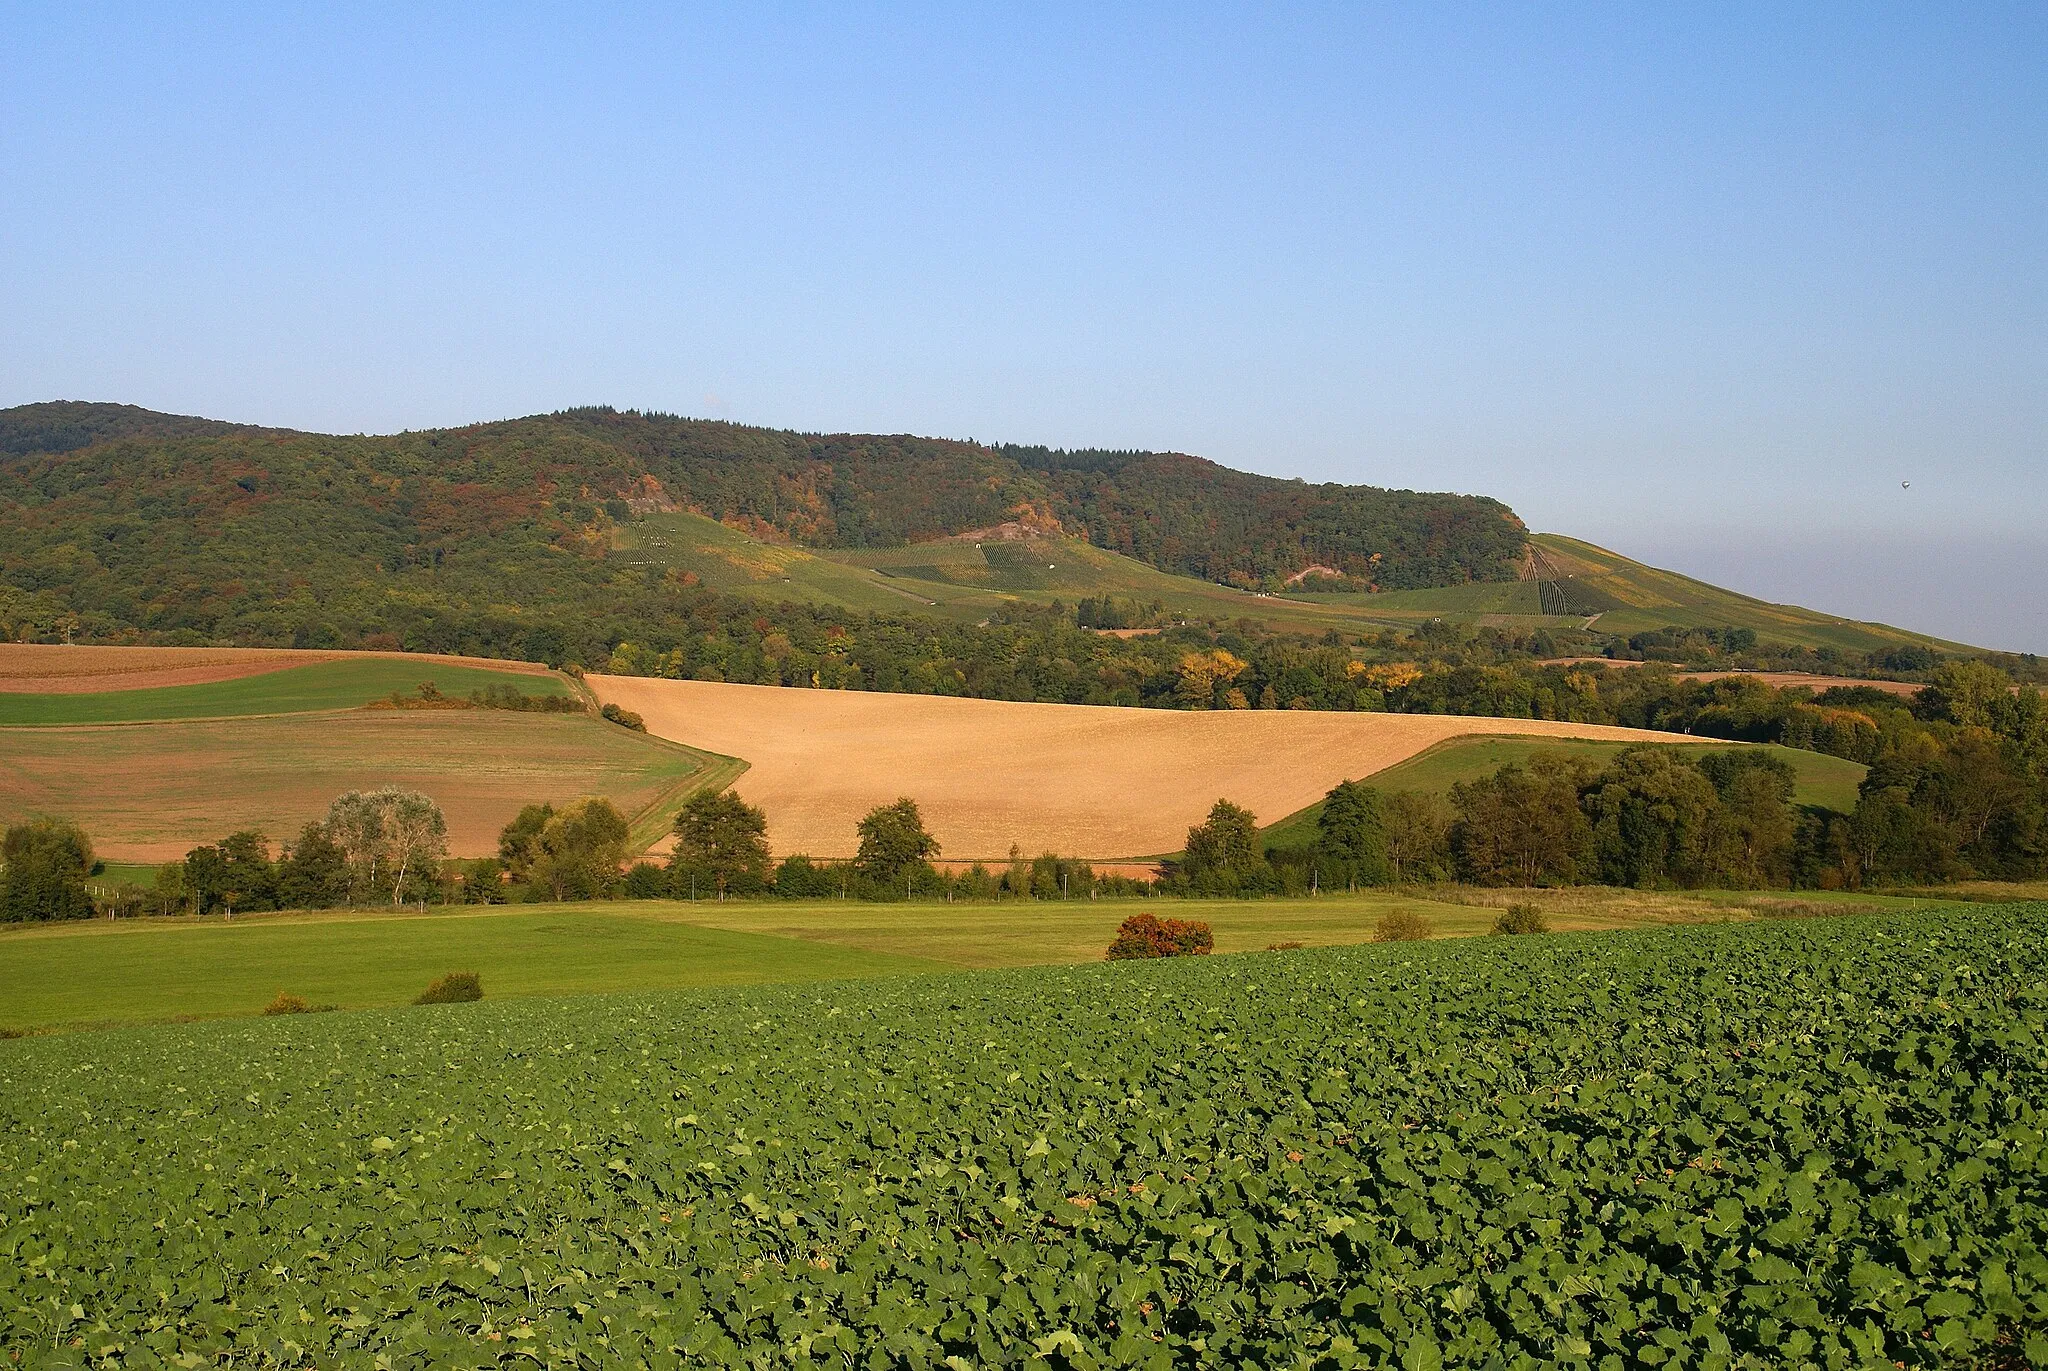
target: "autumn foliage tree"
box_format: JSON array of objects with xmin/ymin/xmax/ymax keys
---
[{"xmin": 1106, "ymin": 913, "xmax": 1214, "ymax": 960}]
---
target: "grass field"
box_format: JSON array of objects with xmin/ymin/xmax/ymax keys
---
[
  {"xmin": 0, "ymin": 885, "xmax": 1968, "ymax": 1034},
  {"xmin": 0, "ymin": 711, "xmax": 718, "ymax": 862},
  {"xmin": 0, "ymin": 905, "xmax": 944, "ymax": 1031},
  {"xmin": 591, "ymin": 675, "xmax": 1717, "ymax": 860},
  {"xmin": 0, "ymin": 656, "xmax": 573, "ymax": 725},
  {"xmin": 1256, "ymin": 736, "xmax": 1867, "ymax": 850}
]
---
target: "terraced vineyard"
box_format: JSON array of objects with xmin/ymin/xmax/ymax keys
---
[{"xmin": 3, "ymin": 906, "xmax": 2043, "ymax": 1367}]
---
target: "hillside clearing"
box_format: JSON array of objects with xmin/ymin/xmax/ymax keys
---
[
  {"xmin": 0, "ymin": 711, "xmax": 713, "ymax": 862},
  {"xmin": 591, "ymin": 676, "xmax": 1722, "ymax": 860}
]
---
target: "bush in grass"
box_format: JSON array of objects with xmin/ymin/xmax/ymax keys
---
[
  {"xmin": 415, "ymin": 971, "xmax": 483, "ymax": 1004},
  {"xmin": 1266, "ymin": 941, "xmax": 1305, "ymax": 952},
  {"xmin": 263, "ymin": 992, "xmax": 313, "ymax": 1016},
  {"xmin": 600, "ymin": 703, "xmax": 645, "ymax": 731},
  {"xmin": 1373, "ymin": 908, "xmax": 1431, "ymax": 942},
  {"xmin": 1491, "ymin": 902, "xmax": 1549, "ymax": 936},
  {"xmin": 1106, "ymin": 913, "xmax": 1214, "ymax": 960}
]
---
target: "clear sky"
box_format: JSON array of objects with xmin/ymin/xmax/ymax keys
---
[{"xmin": 5, "ymin": 5, "xmax": 2043, "ymax": 649}]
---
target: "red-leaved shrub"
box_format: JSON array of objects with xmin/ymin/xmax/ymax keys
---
[{"xmin": 1106, "ymin": 913, "xmax": 1214, "ymax": 960}]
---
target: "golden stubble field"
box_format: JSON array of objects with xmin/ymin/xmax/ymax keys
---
[{"xmin": 590, "ymin": 675, "xmax": 1710, "ymax": 861}]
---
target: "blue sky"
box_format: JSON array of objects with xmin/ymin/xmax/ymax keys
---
[{"xmin": 5, "ymin": 5, "xmax": 2043, "ymax": 649}]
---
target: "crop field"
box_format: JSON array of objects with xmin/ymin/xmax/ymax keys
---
[
  {"xmin": 591, "ymin": 676, "xmax": 1715, "ymax": 860},
  {"xmin": 1256, "ymin": 737, "xmax": 1866, "ymax": 851},
  {"xmin": 0, "ymin": 657, "xmax": 576, "ymax": 726},
  {"xmin": 0, "ymin": 643, "xmax": 556, "ymax": 694},
  {"xmin": 3, "ymin": 905, "xmax": 2041, "ymax": 1367},
  {"xmin": 0, "ymin": 711, "xmax": 714, "ymax": 862}
]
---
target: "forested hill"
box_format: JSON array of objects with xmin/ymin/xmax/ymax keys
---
[{"xmin": 0, "ymin": 401, "xmax": 1523, "ymax": 647}]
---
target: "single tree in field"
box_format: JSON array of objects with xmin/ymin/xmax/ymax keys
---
[
  {"xmin": 854, "ymin": 798, "xmax": 940, "ymax": 886},
  {"xmin": 530, "ymin": 797, "xmax": 631, "ymax": 901},
  {"xmin": 670, "ymin": 789, "xmax": 771, "ymax": 899},
  {"xmin": 0, "ymin": 816, "xmax": 95, "ymax": 923},
  {"xmin": 1179, "ymin": 799, "xmax": 1267, "ymax": 893}
]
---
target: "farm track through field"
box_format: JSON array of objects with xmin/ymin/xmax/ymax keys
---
[{"xmin": 590, "ymin": 676, "xmax": 1720, "ymax": 861}]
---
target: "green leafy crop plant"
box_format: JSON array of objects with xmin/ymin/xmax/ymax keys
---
[{"xmin": 3, "ymin": 907, "xmax": 2045, "ymax": 1368}]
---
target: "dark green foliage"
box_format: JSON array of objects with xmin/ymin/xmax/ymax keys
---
[
  {"xmin": 0, "ymin": 402, "xmax": 1521, "ymax": 650},
  {"xmin": 413, "ymin": 971, "xmax": 482, "ymax": 1004},
  {"xmin": 458, "ymin": 857, "xmax": 508, "ymax": 905},
  {"xmin": 275, "ymin": 822, "xmax": 350, "ymax": 910},
  {"xmin": 1104, "ymin": 911, "xmax": 1214, "ymax": 958},
  {"xmin": 622, "ymin": 862, "xmax": 669, "ymax": 899},
  {"xmin": 852, "ymin": 798, "xmax": 939, "ymax": 886},
  {"xmin": 1490, "ymin": 902, "xmax": 1549, "ymax": 935},
  {"xmin": 1312, "ymin": 780, "xmax": 1391, "ymax": 887},
  {"xmin": 4, "ymin": 909, "xmax": 2045, "ymax": 1366},
  {"xmin": 771, "ymin": 854, "xmax": 840, "ymax": 899},
  {"xmin": 600, "ymin": 703, "xmax": 646, "ymax": 731},
  {"xmin": 0, "ymin": 817, "xmax": 94, "ymax": 922},
  {"xmin": 668, "ymin": 789, "xmax": 771, "ymax": 898},
  {"xmin": 1176, "ymin": 799, "xmax": 1270, "ymax": 894},
  {"xmin": 1450, "ymin": 756, "xmax": 1595, "ymax": 886},
  {"xmin": 497, "ymin": 803, "xmax": 554, "ymax": 884},
  {"xmin": 527, "ymin": 798, "xmax": 630, "ymax": 901}
]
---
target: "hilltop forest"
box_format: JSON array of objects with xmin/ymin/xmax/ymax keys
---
[{"xmin": 0, "ymin": 402, "xmax": 1522, "ymax": 652}]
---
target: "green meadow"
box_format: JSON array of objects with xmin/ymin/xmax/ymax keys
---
[{"xmin": 0, "ymin": 657, "xmax": 573, "ymax": 726}]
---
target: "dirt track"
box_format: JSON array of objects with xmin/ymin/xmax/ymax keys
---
[
  {"xmin": 0, "ymin": 644, "xmax": 556, "ymax": 694},
  {"xmin": 590, "ymin": 676, "xmax": 1711, "ymax": 861}
]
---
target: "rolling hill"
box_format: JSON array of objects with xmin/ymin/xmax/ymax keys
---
[{"xmin": 0, "ymin": 401, "xmax": 1969, "ymax": 663}]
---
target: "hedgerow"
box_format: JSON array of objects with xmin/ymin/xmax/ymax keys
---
[{"xmin": 2, "ymin": 907, "xmax": 2045, "ymax": 1367}]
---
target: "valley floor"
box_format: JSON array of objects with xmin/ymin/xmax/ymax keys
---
[{"xmin": 0, "ymin": 885, "xmax": 1995, "ymax": 1034}]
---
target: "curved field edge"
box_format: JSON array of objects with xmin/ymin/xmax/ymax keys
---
[
  {"xmin": 2, "ymin": 905, "xmax": 2041, "ymax": 1367},
  {"xmin": 0, "ymin": 656, "xmax": 574, "ymax": 726},
  {"xmin": 590, "ymin": 675, "xmax": 1725, "ymax": 861}
]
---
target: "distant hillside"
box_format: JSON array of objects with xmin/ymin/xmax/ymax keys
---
[
  {"xmin": 0, "ymin": 401, "xmax": 1969, "ymax": 663},
  {"xmin": 0, "ymin": 402, "xmax": 1522, "ymax": 648}
]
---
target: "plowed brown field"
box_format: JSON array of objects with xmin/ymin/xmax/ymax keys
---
[
  {"xmin": 589, "ymin": 676, "xmax": 1713, "ymax": 861},
  {"xmin": 0, "ymin": 644, "xmax": 555, "ymax": 694}
]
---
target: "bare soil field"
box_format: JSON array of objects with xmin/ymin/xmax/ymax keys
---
[
  {"xmin": 588, "ymin": 676, "xmax": 1711, "ymax": 861},
  {"xmin": 0, "ymin": 711, "xmax": 707, "ymax": 861},
  {"xmin": 0, "ymin": 643, "xmax": 555, "ymax": 694}
]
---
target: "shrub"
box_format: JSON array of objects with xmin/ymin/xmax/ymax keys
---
[
  {"xmin": 1491, "ymin": 903, "xmax": 1549, "ymax": 936},
  {"xmin": 415, "ymin": 971, "xmax": 483, "ymax": 1004},
  {"xmin": 1373, "ymin": 908, "xmax": 1431, "ymax": 942},
  {"xmin": 600, "ymin": 703, "xmax": 645, "ymax": 731},
  {"xmin": 263, "ymin": 992, "xmax": 313, "ymax": 1016},
  {"xmin": 1266, "ymin": 941, "xmax": 1305, "ymax": 952},
  {"xmin": 623, "ymin": 862, "xmax": 670, "ymax": 899},
  {"xmin": 1106, "ymin": 913, "xmax": 1214, "ymax": 960}
]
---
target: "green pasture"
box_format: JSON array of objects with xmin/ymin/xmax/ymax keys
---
[
  {"xmin": 0, "ymin": 905, "xmax": 945, "ymax": 1031},
  {"xmin": 0, "ymin": 657, "xmax": 571, "ymax": 726},
  {"xmin": 0, "ymin": 884, "xmax": 1968, "ymax": 1034}
]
